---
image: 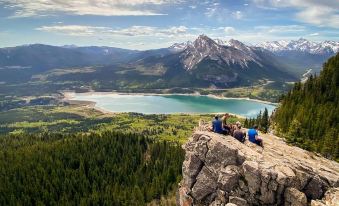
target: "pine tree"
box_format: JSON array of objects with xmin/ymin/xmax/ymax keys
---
[
  {"xmin": 244, "ymin": 118, "xmax": 249, "ymax": 128},
  {"xmin": 261, "ymin": 108, "xmax": 269, "ymax": 133}
]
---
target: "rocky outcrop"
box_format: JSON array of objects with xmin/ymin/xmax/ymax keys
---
[{"xmin": 177, "ymin": 130, "xmax": 339, "ymax": 206}]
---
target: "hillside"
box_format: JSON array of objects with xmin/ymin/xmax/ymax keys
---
[
  {"xmin": 0, "ymin": 131, "xmax": 184, "ymax": 205},
  {"xmin": 274, "ymin": 53, "xmax": 339, "ymax": 160}
]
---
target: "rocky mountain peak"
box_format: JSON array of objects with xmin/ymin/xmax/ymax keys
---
[
  {"xmin": 192, "ymin": 35, "xmax": 220, "ymax": 50},
  {"xmin": 177, "ymin": 128, "xmax": 339, "ymax": 206},
  {"xmin": 179, "ymin": 35, "xmax": 265, "ymax": 71}
]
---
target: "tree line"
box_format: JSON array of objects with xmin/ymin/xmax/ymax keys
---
[{"xmin": 244, "ymin": 107, "xmax": 270, "ymax": 133}]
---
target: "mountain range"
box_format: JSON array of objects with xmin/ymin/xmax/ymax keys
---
[
  {"xmin": 257, "ymin": 38, "xmax": 339, "ymax": 54},
  {"xmin": 0, "ymin": 35, "xmax": 338, "ymax": 89}
]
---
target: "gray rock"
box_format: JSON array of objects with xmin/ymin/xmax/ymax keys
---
[
  {"xmin": 284, "ymin": 187, "xmax": 307, "ymax": 206},
  {"xmin": 310, "ymin": 187, "xmax": 339, "ymax": 206},
  {"xmin": 184, "ymin": 154, "xmax": 201, "ymax": 173},
  {"xmin": 304, "ymin": 176, "xmax": 325, "ymax": 199},
  {"xmin": 218, "ymin": 165, "xmax": 240, "ymax": 192},
  {"xmin": 205, "ymin": 142, "xmax": 237, "ymax": 172},
  {"xmin": 191, "ymin": 166, "xmax": 217, "ymax": 201},
  {"xmin": 182, "ymin": 153, "xmax": 203, "ymax": 188},
  {"xmin": 229, "ymin": 196, "xmax": 248, "ymax": 206},
  {"xmin": 242, "ymin": 161, "xmax": 261, "ymax": 194}
]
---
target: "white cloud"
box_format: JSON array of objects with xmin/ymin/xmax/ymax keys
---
[
  {"xmin": 0, "ymin": 0, "xmax": 182, "ymax": 17},
  {"xmin": 232, "ymin": 11, "xmax": 243, "ymax": 19},
  {"xmin": 110, "ymin": 25, "xmax": 188, "ymax": 37},
  {"xmin": 36, "ymin": 25, "xmax": 189, "ymax": 37},
  {"xmin": 223, "ymin": 27, "xmax": 236, "ymax": 35},
  {"xmin": 36, "ymin": 25, "xmax": 111, "ymax": 36},
  {"xmin": 255, "ymin": 25, "xmax": 305, "ymax": 33},
  {"xmin": 309, "ymin": 32, "xmax": 319, "ymax": 36},
  {"xmin": 251, "ymin": 0, "xmax": 339, "ymax": 28},
  {"xmin": 205, "ymin": 7, "xmax": 217, "ymax": 18}
]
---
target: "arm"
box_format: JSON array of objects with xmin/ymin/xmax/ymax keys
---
[{"xmin": 255, "ymin": 134, "xmax": 263, "ymax": 141}]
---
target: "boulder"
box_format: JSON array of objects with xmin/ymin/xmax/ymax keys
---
[
  {"xmin": 191, "ymin": 166, "xmax": 217, "ymax": 201},
  {"xmin": 229, "ymin": 196, "xmax": 248, "ymax": 206},
  {"xmin": 284, "ymin": 187, "xmax": 307, "ymax": 206}
]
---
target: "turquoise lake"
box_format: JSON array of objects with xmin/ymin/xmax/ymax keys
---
[{"xmin": 70, "ymin": 94, "xmax": 276, "ymax": 118}]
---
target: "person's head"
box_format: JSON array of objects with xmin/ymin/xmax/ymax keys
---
[
  {"xmin": 237, "ymin": 125, "xmax": 242, "ymax": 130},
  {"xmin": 236, "ymin": 121, "xmax": 241, "ymax": 126},
  {"xmin": 253, "ymin": 125, "xmax": 258, "ymax": 130},
  {"xmin": 224, "ymin": 113, "xmax": 229, "ymax": 118},
  {"xmin": 214, "ymin": 115, "xmax": 219, "ymax": 120}
]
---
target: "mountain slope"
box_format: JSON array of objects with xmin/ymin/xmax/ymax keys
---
[{"xmin": 274, "ymin": 53, "xmax": 339, "ymax": 160}]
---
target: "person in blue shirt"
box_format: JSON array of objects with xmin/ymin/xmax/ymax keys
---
[
  {"xmin": 248, "ymin": 125, "xmax": 263, "ymax": 147},
  {"xmin": 212, "ymin": 116, "xmax": 227, "ymax": 135}
]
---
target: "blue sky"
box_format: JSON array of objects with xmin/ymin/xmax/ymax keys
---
[{"xmin": 0, "ymin": 0, "xmax": 338, "ymax": 50}]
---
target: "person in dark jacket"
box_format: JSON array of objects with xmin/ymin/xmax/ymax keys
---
[
  {"xmin": 212, "ymin": 116, "xmax": 227, "ymax": 135},
  {"xmin": 233, "ymin": 124, "xmax": 246, "ymax": 143}
]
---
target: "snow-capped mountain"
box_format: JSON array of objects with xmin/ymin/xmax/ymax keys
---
[
  {"xmin": 257, "ymin": 38, "xmax": 339, "ymax": 55},
  {"xmin": 168, "ymin": 41, "xmax": 192, "ymax": 52},
  {"xmin": 148, "ymin": 35, "xmax": 296, "ymax": 85},
  {"xmin": 180, "ymin": 35, "xmax": 263, "ymax": 70}
]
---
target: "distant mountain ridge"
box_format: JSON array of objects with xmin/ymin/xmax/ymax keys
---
[
  {"xmin": 169, "ymin": 38, "xmax": 339, "ymax": 55},
  {"xmin": 0, "ymin": 35, "xmax": 337, "ymax": 89},
  {"xmin": 255, "ymin": 39, "xmax": 338, "ymax": 75},
  {"xmin": 257, "ymin": 38, "xmax": 339, "ymax": 55},
  {"xmin": 0, "ymin": 44, "xmax": 140, "ymax": 72}
]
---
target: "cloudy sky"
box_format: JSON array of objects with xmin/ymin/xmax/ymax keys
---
[{"xmin": 0, "ymin": 0, "xmax": 338, "ymax": 50}]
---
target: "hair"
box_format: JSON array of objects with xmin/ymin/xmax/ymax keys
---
[
  {"xmin": 253, "ymin": 125, "xmax": 258, "ymax": 129},
  {"xmin": 215, "ymin": 116, "xmax": 219, "ymax": 120},
  {"xmin": 237, "ymin": 125, "xmax": 242, "ymax": 130}
]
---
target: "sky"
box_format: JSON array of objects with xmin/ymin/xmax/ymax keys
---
[{"xmin": 0, "ymin": 0, "xmax": 338, "ymax": 50}]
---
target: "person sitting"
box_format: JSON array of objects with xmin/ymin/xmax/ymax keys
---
[
  {"xmin": 221, "ymin": 113, "xmax": 231, "ymax": 134},
  {"xmin": 212, "ymin": 115, "xmax": 227, "ymax": 135},
  {"xmin": 230, "ymin": 121, "xmax": 242, "ymax": 136},
  {"xmin": 233, "ymin": 124, "xmax": 245, "ymax": 143},
  {"xmin": 248, "ymin": 125, "xmax": 263, "ymax": 147}
]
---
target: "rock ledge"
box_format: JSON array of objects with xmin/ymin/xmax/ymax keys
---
[{"xmin": 177, "ymin": 130, "xmax": 339, "ymax": 206}]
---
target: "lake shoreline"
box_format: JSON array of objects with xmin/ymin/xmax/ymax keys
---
[
  {"xmin": 62, "ymin": 91, "xmax": 275, "ymax": 118},
  {"xmin": 62, "ymin": 91, "xmax": 278, "ymax": 106}
]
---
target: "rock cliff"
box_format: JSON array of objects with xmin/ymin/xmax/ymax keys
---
[{"xmin": 177, "ymin": 128, "xmax": 339, "ymax": 206}]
